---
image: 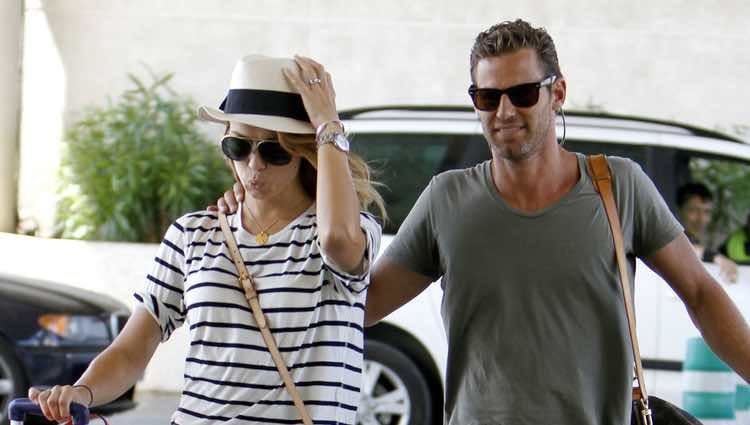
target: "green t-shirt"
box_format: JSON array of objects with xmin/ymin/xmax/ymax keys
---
[{"xmin": 383, "ymin": 153, "xmax": 683, "ymax": 425}]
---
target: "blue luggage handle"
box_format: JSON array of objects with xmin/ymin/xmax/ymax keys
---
[{"xmin": 9, "ymin": 398, "xmax": 89, "ymax": 425}]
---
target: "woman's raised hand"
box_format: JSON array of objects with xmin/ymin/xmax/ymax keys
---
[{"xmin": 282, "ymin": 55, "xmax": 339, "ymax": 129}]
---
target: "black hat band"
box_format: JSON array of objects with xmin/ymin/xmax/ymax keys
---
[{"xmin": 219, "ymin": 89, "xmax": 310, "ymax": 122}]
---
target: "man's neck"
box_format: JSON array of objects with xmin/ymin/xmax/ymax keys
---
[{"xmin": 490, "ymin": 144, "xmax": 579, "ymax": 212}]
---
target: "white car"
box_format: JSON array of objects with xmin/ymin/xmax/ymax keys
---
[{"xmin": 346, "ymin": 106, "xmax": 750, "ymax": 425}]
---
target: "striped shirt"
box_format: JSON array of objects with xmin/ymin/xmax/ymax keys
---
[{"xmin": 134, "ymin": 205, "xmax": 382, "ymax": 424}]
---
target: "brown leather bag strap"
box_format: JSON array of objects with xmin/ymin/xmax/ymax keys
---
[
  {"xmin": 218, "ymin": 212, "xmax": 314, "ymax": 425},
  {"xmin": 586, "ymin": 155, "xmax": 650, "ymax": 407}
]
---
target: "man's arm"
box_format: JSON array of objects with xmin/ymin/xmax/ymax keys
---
[
  {"xmin": 365, "ymin": 256, "xmax": 434, "ymax": 327},
  {"xmin": 646, "ymin": 233, "xmax": 750, "ymax": 382}
]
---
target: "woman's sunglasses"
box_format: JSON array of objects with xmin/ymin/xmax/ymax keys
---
[
  {"xmin": 468, "ymin": 75, "xmax": 557, "ymax": 110},
  {"xmin": 220, "ymin": 135, "xmax": 293, "ymax": 166}
]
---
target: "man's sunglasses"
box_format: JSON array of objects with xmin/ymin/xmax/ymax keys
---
[
  {"xmin": 220, "ymin": 135, "xmax": 293, "ymax": 166},
  {"xmin": 468, "ymin": 75, "xmax": 557, "ymax": 110}
]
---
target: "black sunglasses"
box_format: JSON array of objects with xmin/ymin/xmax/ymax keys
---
[
  {"xmin": 220, "ymin": 135, "xmax": 293, "ymax": 166},
  {"xmin": 468, "ymin": 75, "xmax": 557, "ymax": 110}
]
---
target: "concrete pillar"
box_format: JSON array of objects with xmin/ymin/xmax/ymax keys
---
[{"xmin": 0, "ymin": 0, "xmax": 23, "ymax": 233}]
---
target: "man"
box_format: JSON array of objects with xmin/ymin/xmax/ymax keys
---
[
  {"xmin": 219, "ymin": 20, "xmax": 750, "ymax": 425},
  {"xmin": 363, "ymin": 20, "xmax": 750, "ymax": 425},
  {"xmin": 677, "ymin": 182, "xmax": 738, "ymax": 282}
]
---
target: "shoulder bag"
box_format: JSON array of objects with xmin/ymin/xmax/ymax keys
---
[
  {"xmin": 586, "ymin": 154, "xmax": 703, "ymax": 425},
  {"xmin": 218, "ymin": 211, "xmax": 314, "ymax": 425}
]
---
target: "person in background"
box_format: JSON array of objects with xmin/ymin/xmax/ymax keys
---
[{"xmin": 677, "ymin": 182, "xmax": 738, "ymax": 282}]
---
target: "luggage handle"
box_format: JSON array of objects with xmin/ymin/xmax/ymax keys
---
[{"xmin": 9, "ymin": 398, "xmax": 89, "ymax": 425}]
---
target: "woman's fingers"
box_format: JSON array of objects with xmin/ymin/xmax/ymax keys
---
[
  {"xmin": 284, "ymin": 55, "xmax": 339, "ymax": 128},
  {"xmin": 293, "ymin": 55, "xmax": 321, "ymax": 81},
  {"xmin": 48, "ymin": 385, "xmax": 66, "ymax": 420},
  {"xmin": 58, "ymin": 386, "xmax": 80, "ymax": 419},
  {"xmin": 325, "ymin": 71, "xmax": 335, "ymax": 98},
  {"xmin": 28, "ymin": 386, "xmax": 41, "ymax": 402},
  {"xmin": 36, "ymin": 387, "xmax": 53, "ymax": 420},
  {"xmin": 30, "ymin": 385, "xmax": 80, "ymax": 421}
]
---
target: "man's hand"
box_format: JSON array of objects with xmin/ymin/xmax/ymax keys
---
[
  {"xmin": 207, "ymin": 182, "xmax": 244, "ymax": 214},
  {"xmin": 715, "ymin": 254, "xmax": 739, "ymax": 283}
]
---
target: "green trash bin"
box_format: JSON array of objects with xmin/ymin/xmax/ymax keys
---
[
  {"xmin": 735, "ymin": 380, "xmax": 750, "ymax": 425},
  {"xmin": 683, "ymin": 337, "xmax": 736, "ymax": 424}
]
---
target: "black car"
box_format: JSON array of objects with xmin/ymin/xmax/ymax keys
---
[{"xmin": 0, "ymin": 273, "xmax": 135, "ymax": 423}]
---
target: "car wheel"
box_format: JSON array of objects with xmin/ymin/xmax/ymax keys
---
[
  {"xmin": 357, "ymin": 338, "xmax": 432, "ymax": 425},
  {"xmin": 0, "ymin": 341, "xmax": 29, "ymax": 424}
]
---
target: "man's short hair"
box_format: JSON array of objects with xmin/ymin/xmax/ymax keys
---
[
  {"xmin": 677, "ymin": 182, "xmax": 713, "ymax": 208},
  {"xmin": 469, "ymin": 19, "xmax": 562, "ymax": 83}
]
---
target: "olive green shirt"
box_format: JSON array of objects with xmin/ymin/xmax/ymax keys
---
[{"xmin": 384, "ymin": 154, "xmax": 683, "ymax": 425}]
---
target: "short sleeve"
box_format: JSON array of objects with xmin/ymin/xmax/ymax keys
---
[
  {"xmin": 319, "ymin": 212, "xmax": 382, "ymax": 294},
  {"xmin": 628, "ymin": 161, "xmax": 684, "ymax": 257},
  {"xmin": 382, "ymin": 178, "xmax": 442, "ymax": 281},
  {"xmin": 133, "ymin": 219, "xmax": 188, "ymax": 341}
]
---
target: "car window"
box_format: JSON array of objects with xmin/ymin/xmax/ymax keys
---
[
  {"xmin": 679, "ymin": 151, "xmax": 750, "ymax": 254},
  {"xmin": 352, "ymin": 133, "xmax": 489, "ymax": 233},
  {"xmin": 353, "ymin": 134, "xmax": 655, "ymax": 233},
  {"xmin": 564, "ymin": 140, "xmax": 649, "ymax": 171}
]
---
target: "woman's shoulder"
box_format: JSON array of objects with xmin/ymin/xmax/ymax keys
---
[{"xmin": 168, "ymin": 210, "xmax": 223, "ymax": 240}]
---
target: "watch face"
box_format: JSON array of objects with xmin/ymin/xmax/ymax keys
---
[{"xmin": 333, "ymin": 133, "xmax": 350, "ymax": 152}]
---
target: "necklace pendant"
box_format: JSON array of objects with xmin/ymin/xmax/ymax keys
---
[{"xmin": 256, "ymin": 231, "xmax": 269, "ymax": 244}]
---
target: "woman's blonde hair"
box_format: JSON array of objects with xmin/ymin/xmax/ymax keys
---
[{"xmin": 277, "ymin": 132, "xmax": 387, "ymax": 222}]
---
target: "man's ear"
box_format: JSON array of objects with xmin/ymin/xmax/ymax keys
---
[{"xmin": 552, "ymin": 76, "xmax": 567, "ymax": 113}]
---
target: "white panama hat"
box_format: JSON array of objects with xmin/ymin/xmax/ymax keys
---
[{"xmin": 198, "ymin": 54, "xmax": 314, "ymax": 134}]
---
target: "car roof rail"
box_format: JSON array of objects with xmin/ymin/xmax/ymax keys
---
[{"xmin": 339, "ymin": 105, "xmax": 744, "ymax": 144}]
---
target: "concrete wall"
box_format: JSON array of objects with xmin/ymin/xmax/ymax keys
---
[
  {"xmin": 0, "ymin": 1, "xmax": 22, "ymax": 232},
  {"xmin": 15, "ymin": 0, "xmax": 750, "ymax": 236}
]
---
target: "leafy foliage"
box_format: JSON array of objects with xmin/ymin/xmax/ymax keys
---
[{"xmin": 56, "ymin": 71, "xmax": 232, "ymax": 242}]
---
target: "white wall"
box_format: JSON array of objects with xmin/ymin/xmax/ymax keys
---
[
  {"xmin": 15, "ymin": 0, "xmax": 750, "ymax": 235},
  {"xmin": 0, "ymin": 0, "xmax": 22, "ymax": 232}
]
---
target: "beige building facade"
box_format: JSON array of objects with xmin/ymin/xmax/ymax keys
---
[{"xmin": 5, "ymin": 1, "xmax": 750, "ymax": 236}]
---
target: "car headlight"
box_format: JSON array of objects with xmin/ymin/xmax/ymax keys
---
[{"xmin": 26, "ymin": 314, "xmax": 111, "ymax": 347}]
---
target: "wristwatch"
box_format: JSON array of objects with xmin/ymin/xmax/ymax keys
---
[{"xmin": 317, "ymin": 131, "xmax": 350, "ymax": 153}]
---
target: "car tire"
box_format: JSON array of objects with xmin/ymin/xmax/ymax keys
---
[
  {"xmin": 0, "ymin": 341, "xmax": 29, "ymax": 424},
  {"xmin": 357, "ymin": 338, "xmax": 432, "ymax": 425}
]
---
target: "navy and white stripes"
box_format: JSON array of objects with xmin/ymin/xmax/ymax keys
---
[{"xmin": 134, "ymin": 205, "xmax": 381, "ymax": 424}]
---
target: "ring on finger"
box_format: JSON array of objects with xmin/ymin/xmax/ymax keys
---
[{"xmin": 307, "ymin": 77, "xmax": 322, "ymax": 86}]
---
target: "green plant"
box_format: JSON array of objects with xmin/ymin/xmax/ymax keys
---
[{"xmin": 56, "ymin": 70, "xmax": 233, "ymax": 242}]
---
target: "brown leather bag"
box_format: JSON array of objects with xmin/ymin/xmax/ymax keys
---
[
  {"xmin": 218, "ymin": 211, "xmax": 314, "ymax": 425},
  {"xmin": 586, "ymin": 155, "xmax": 702, "ymax": 425}
]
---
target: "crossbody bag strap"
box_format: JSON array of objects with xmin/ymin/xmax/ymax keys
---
[
  {"xmin": 218, "ymin": 212, "xmax": 314, "ymax": 425},
  {"xmin": 586, "ymin": 155, "xmax": 652, "ymax": 418}
]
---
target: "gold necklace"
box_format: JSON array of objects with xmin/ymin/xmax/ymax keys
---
[{"xmin": 243, "ymin": 199, "xmax": 310, "ymax": 244}]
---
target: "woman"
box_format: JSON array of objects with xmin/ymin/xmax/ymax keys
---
[{"xmin": 29, "ymin": 54, "xmax": 385, "ymax": 424}]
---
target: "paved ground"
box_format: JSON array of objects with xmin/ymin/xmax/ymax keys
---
[{"xmin": 105, "ymin": 391, "xmax": 180, "ymax": 425}]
